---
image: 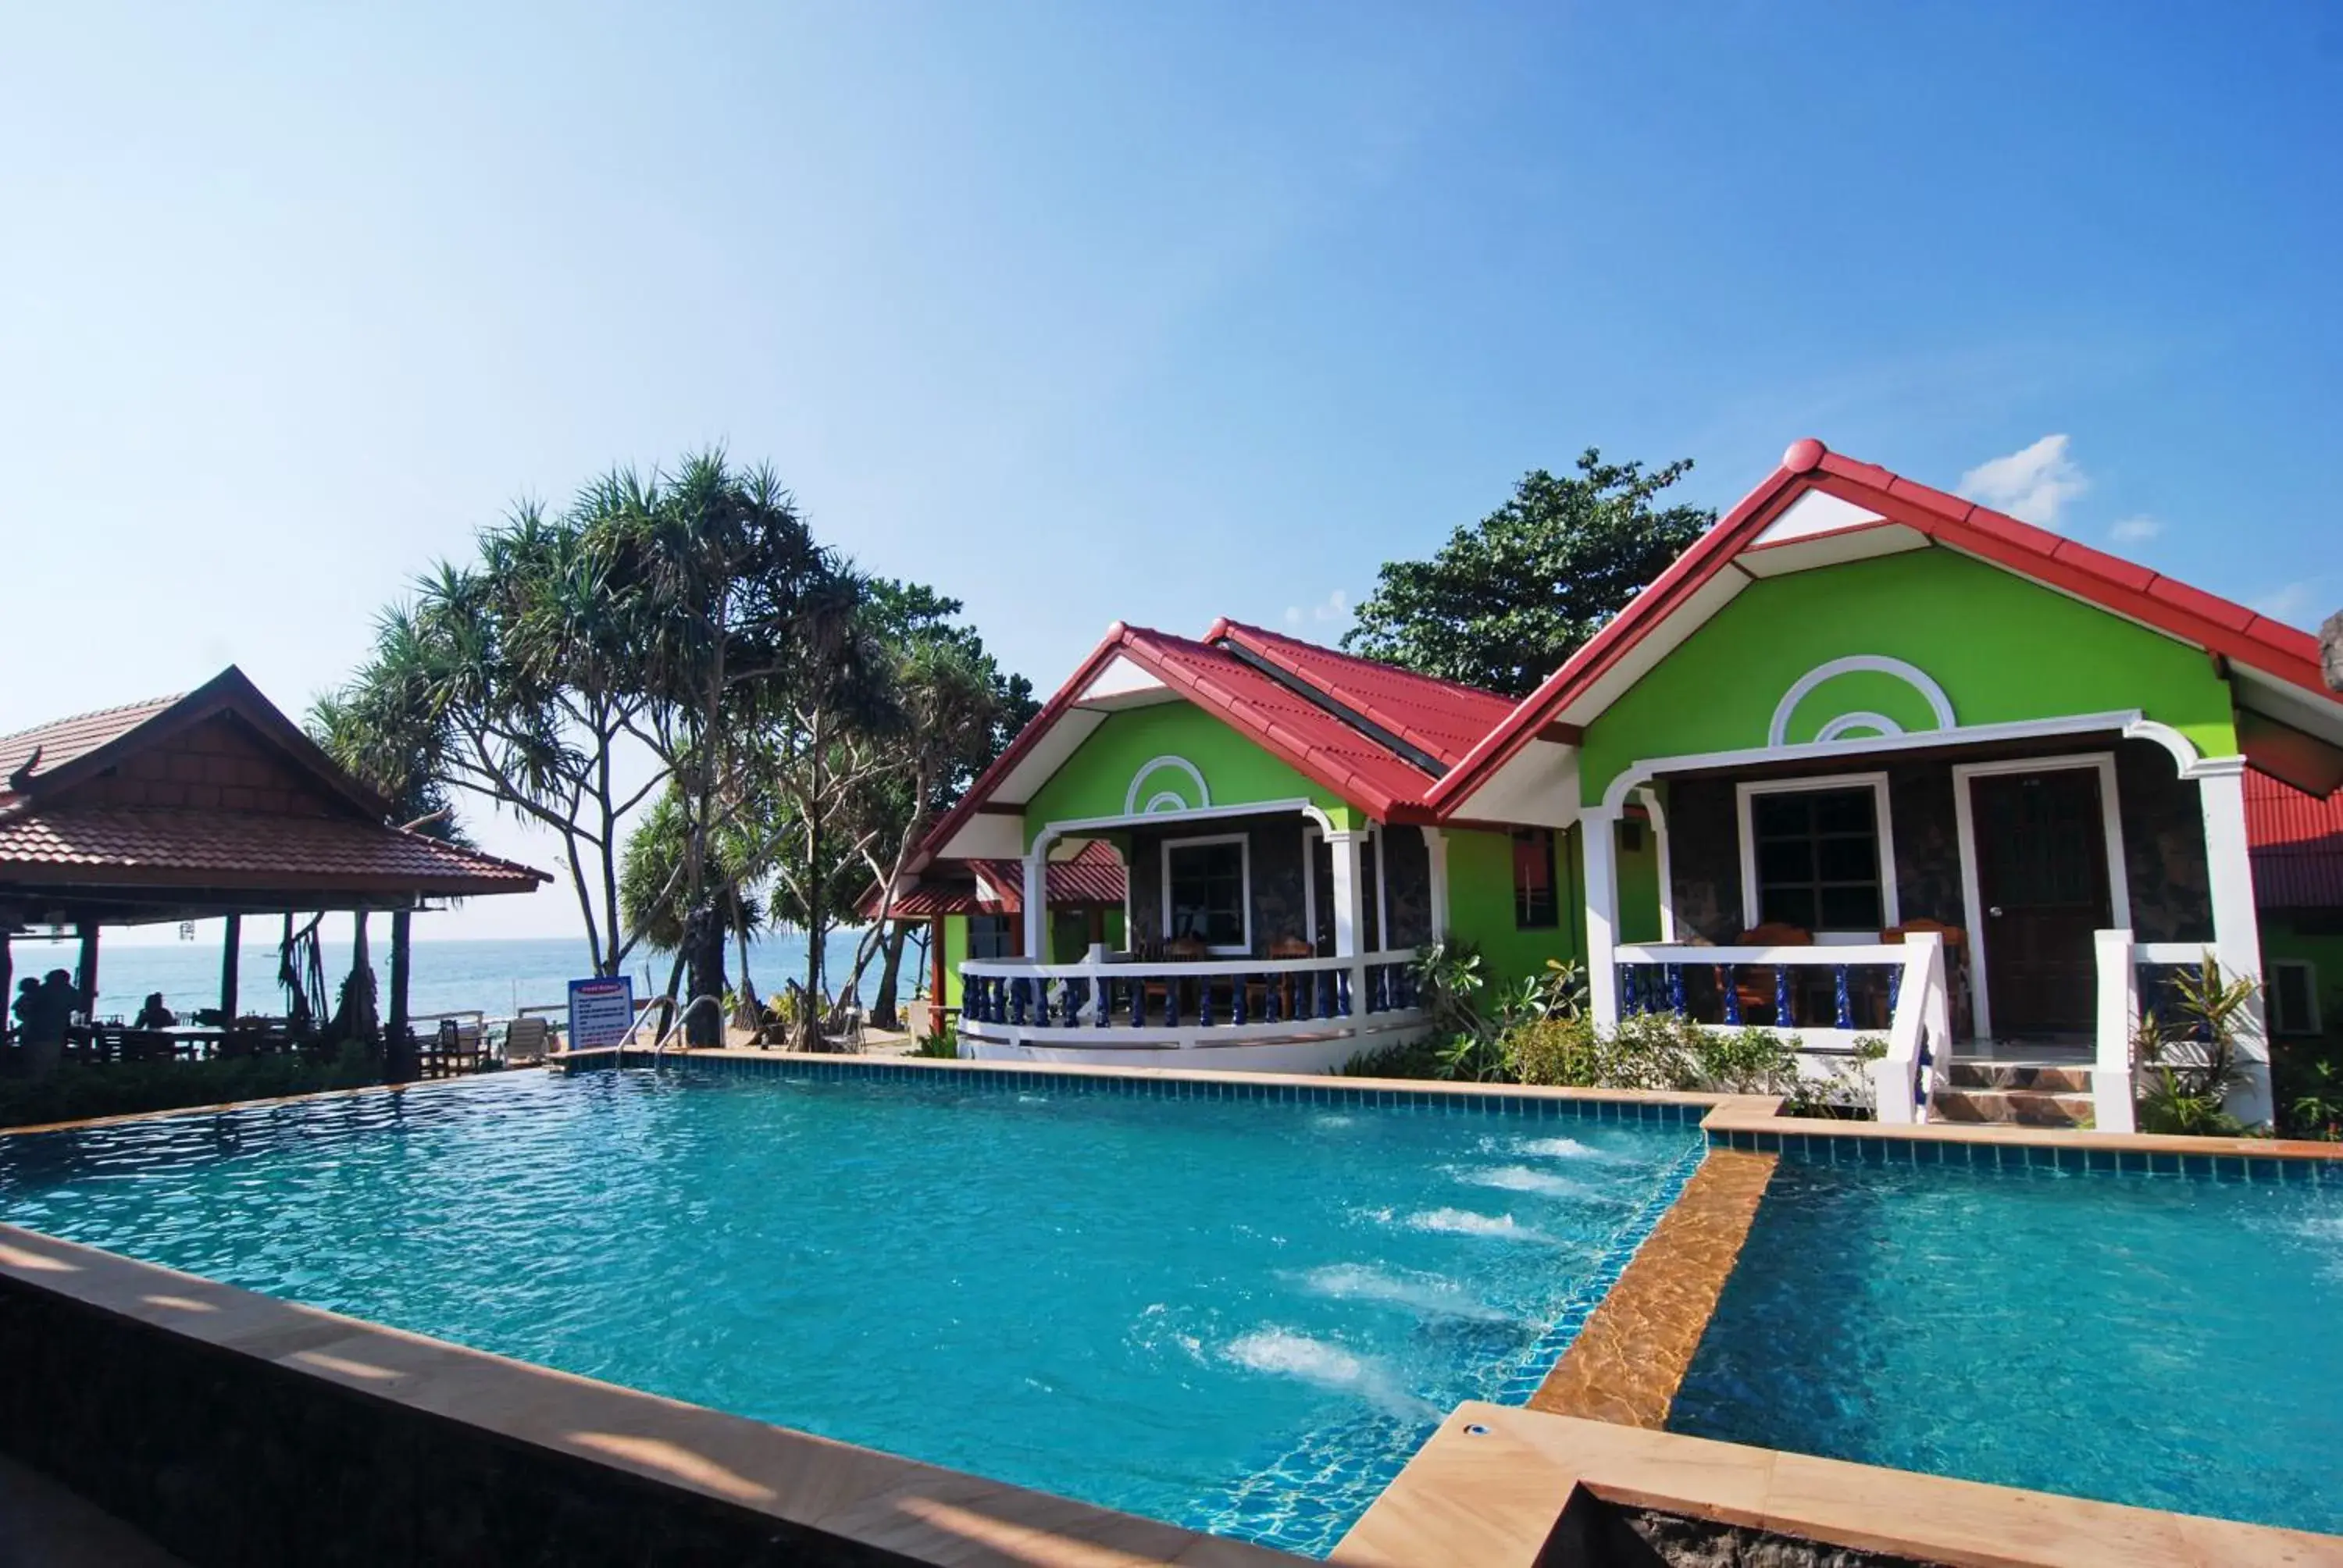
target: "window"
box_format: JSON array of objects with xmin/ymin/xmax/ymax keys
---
[
  {"xmin": 1742, "ymin": 783, "xmax": 1888, "ymax": 933},
  {"xmin": 1164, "ymin": 835, "xmax": 1249, "ymax": 952},
  {"xmin": 1512, "ymin": 829, "xmax": 1558, "ymax": 929},
  {"xmin": 968, "ymin": 914, "xmax": 1015, "ymax": 960},
  {"xmin": 2270, "ymin": 960, "xmax": 2320, "ymax": 1037}
]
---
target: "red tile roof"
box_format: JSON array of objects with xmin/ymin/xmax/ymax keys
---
[
  {"xmin": 1209, "ymin": 620, "xmax": 1516, "ymax": 769},
  {"xmin": 2248, "ymin": 769, "xmax": 2343, "ymax": 910},
  {"xmin": 862, "ymin": 842, "xmax": 1126, "ymax": 919},
  {"xmin": 916, "ymin": 621, "xmax": 1482, "ymax": 864},
  {"xmin": 966, "ymin": 841, "xmax": 1128, "ymax": 911},
  {"xmin": 0, "ymin": 807, "xmax": 545, "ymax": 894},
  {"xmin": 0, "ymin": 695, "xmax": 183, "ymax": 798},
  {"xmin": 1432, "ymin": 438, "xmax": 2339, "ymax": 816}
]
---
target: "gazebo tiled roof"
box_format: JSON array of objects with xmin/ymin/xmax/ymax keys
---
[{"xmin": 0, "ymin": 667, "xmax": 546, "ymax": 925}]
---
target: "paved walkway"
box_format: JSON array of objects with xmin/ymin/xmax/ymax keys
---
[{"xmin": 0, "ymin": 1454, "xmax": 184, "ymax": 1567}]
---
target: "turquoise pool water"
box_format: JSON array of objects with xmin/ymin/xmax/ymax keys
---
[
  {"xmin": 1671, "ymin": 1154, "xmax": 2343, "ymax": 1536},
  {"xmin": 0, "ymin": 1067, "xmax": 1701, "ymax": 1556}
]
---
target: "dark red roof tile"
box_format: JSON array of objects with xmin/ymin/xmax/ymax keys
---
[
  {"xmin": 0, "ymin": 695, "xmax": 181, "ymax": 793},
  {"xmin": 1212, "ymin": 621, "xmax": 1515, "ymax": 769},
  {"xmin": 0, "ymin": 806, "xmax": 544, "ymax": 893},
  {"xmin": 2248, "ymin": 770, "xmax": 2343, "ymax": 910}
]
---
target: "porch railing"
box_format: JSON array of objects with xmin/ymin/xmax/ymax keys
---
[
  {"xmin": 958, "ymin": 949, "xmax": 1424, "ymax": 1053},
  {"xmin": 1611, "ymin": 936, "xmax": 1952, "ymax": 1123},
  {"xmin": 2091, "ymin": 933, "xmax": 2219, "ymax": 1135}
]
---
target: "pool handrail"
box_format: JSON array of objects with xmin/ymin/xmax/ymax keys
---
[{"xmin": 647, "ymin": 994, "xmax": 723, "ymax": 1060}]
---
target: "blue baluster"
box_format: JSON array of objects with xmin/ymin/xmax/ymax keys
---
[
  {"xmin": 1009, "ymin": 978, "xmax": 1027, "ymax": 1027},
  {"xmin": 1132, "ymin": 977, "xmax": 1148, "ymax": 1026},
  {"xmin": 1834, "ymin": 965, "xmax": 1853, "ymax": 1030},
  {"xmin": 1317, "ymin": 970, "xmax": 1334, "ymax": 1018},
  {"xmin": 1722, "ymin": 966, "xmax": 1742, "ymax": 1026},
  {"xmin": 1264, "ymin": 978, "xmax": 1282, "ymax": 1023},
  {"xmin": 1166, "ymin": 977, "xmax": 1181, "ymax": 1028},
  {"xmin": 1064, "ymin": 978, "xmax": 1083, "ymax": 1027},
  {"xmin": 1200, "ymin": 975, "xmax": 1215, "ymax": 1027},
  {"xmin": 1888, "ymin": 964, "xmax": 1903, "ymax": 1012},
  {"xmin": 1233, "ymin": 975, "xmax": 1249, "ymax": 1025},
  {"xmin": 1774, "ymin": 965, "xmax": 1792, "ymax": 1027},
  {"xmin": 1667, "ymin": 964, "xmax": 1686, "ymax": 1016},
  {"xmin": 1337, "ymin": 969, "xmax": 1353, "ymax": 1017}
]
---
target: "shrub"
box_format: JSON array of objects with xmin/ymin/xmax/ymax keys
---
[
  {"xmin": 0, "ymin": 1045, "xmax": 381, "ymax": 1131},
  {"xmin": 913, "ymin": 1021, "xmax": 961, "ymax": 1060},
  {"xmin": 2132, "ymin": 955, "xmax": 2256, "ymax": 1137}
]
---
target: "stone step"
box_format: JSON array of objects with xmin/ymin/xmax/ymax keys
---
[
  {"xmin": 1947, "ymin": 1063, "xmax": 2093, "ymax": 1094},
  {"xmin": 1930, "ymin": 1089, "xmax": 2096, "ymax": 1127}
]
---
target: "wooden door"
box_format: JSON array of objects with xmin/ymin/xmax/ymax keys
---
[{"xmin": 1971, "ymin": 768, "xmax": 2113, "ymax": 1038}]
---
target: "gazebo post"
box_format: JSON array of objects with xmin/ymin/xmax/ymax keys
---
[
  {"xmin": 219, "ymin": 913, "xmax": 241, "ymax": 1024},
  {"xmin": 387, "ymin": 909, "xmax": 412, "ymax": 1078},
  {"xmin": 1, "ymin": 934, "xmax": 12, "ymax": 1041},
  {"xmin": 75, "ymin": 921, "xmax": 99, "ymax": 1023}
]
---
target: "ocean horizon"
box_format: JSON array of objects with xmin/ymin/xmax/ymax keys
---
[{"xmin": 5, "ymin": 930, "xmax": 883, "ymax": 1027}]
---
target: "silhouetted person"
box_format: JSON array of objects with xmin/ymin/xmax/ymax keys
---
[
  {"xmin": 22, "ymin": 969, "xmax": 76, "ymax": 1076},
  {"xmin": 9, "ymin": 978, "xmax": 38, "ymax": 1053},
  {"xmin": 134, "ymin": 992, "xmax": 177, "ymax": 1030}
]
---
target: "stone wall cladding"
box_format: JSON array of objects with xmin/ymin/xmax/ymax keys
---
[{"xmin": 2116, "ymin": 738, "xmax": 2214, "ymax": 942}]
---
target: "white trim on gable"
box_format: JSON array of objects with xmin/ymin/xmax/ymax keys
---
[{"xmin": 1747, "ymin": 490, "xmax": 1885, "ymax": 547}]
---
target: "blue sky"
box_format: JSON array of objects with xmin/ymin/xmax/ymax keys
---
[{"xmin": 4, "ymin": 2, "xmax": 2338, "ymax": 940}]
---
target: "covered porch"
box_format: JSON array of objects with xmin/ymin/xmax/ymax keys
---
[
  {"xmin": 958, "ymin": 800, "xmax": 1438, "ymax": 1071},
  {"xmin": 1582, "ymin": 715, "xmax": 2268, "ymax": 1127}
]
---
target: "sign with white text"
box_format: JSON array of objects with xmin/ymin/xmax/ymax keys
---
[{"xmin": 566, "ymin": 976, "xmax": 637, "ymax": 1051}]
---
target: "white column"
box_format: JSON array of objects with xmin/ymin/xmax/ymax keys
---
[
  {"xmin": 1421, "ymin": 826, "xmax": 1450, "ymax": 943},
  {"xmin": 1583, "ymin": 810, "xmax": 1621, "ymax": 1029},
  {"xmin": 1022, "ymin": 837, "xmax": 1052, "ymax": 964},
  {"xmin": 1636, "ymin": 786, "xmax": 1675, "ymax": 943},
  {"xmin": 1327, "ymin": 829, "xmax": 1369, "ymax": 1026},
  {"xmin": 2196, "ymin": 758, "xmax": 2273, "ymax": 1124}
]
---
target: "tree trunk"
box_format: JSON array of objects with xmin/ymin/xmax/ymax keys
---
[
  {"xmin": 797, "ymin": 725, "xmax": 827, "ymax": 1052},
  {"xmin": 683, "ymin": 903, "xmax": 726, "ymax": 1046},
  {"xmin": 872, "ymin": 921, "xmax": 909, "ymax": 1030},
  {"xmin": 732, "ymin": 895, "xmax": 761, "ymax": 1034}
]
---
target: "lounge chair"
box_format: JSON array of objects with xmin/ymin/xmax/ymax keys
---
[{"xmin": 504, "ymin": 1015, "xmax": 551, "ymax": 1066}]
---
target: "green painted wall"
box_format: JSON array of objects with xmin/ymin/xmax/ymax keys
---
[
  {"xmin": 940, "ymin": 914, "xmax": 968, "ymax": 1010},
  {"xmin": 1579, "ymin": 549, "xmax": 2239, "ymax": 804},
  {"xmin": 1019, "ymin": 701, "xmax": 1346, "ymax": 847},
  {"xmin": 1443, "ymin": 826, "xmax": 1589, "ymax": 989},
  {"xmin": 1617, "ymin": 816, "xmax": 1661, "ymax": 945}
]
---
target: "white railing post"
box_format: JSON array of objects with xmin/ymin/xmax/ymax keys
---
[
  {"xmin": 2195, "ymin": 760, "xmax": 2272, "ymax": 1125},
  {"xmin": 2092, "ymin": 929, "xmax": 2138, "ymax": 1135},
  {"xmin": 1086, "ymin": 943, "xmax": 1110, "ymax": 1027},
  {"xmin": 1873, "ymin": 932, "xmax": 1939, "ymax": 1124}
]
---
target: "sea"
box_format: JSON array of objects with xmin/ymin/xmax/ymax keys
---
[{"xmin": 4, "ymin": 930, "xmax": 879, "ymax": 1027}]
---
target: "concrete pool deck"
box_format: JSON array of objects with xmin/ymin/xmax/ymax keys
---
[{"xmin": 2, "ymin": 1050, "xmax": 2341, "ymax": 1566}]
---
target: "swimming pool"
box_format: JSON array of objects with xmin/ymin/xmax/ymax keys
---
[
  {"xmin": 1669, "ymin": 1152, "xmax": 2343, "ymax": 1537},
  {"xmin": 0, "ymin": 1064, "xmax": 1703, "ymax": 1556}
]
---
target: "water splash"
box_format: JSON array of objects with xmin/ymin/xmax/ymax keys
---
[
  {"xmin": 1293, "ymin": 1263, "xmax": 1514, "ymax": 1324},
  {"xmin": 1223, "ymin": 1327, "xmax": 1437, "ymax": 1418},
  {"xmin": 1407, "ymin": 1207, "xmax": 1549, "ymax": 1242}
]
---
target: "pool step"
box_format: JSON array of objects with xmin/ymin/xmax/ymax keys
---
[
  {"xmin": 1929, "ymin": 1087, "xmax": 2095, "ymax": 1127},
  {"xmin": 1946, "ymin": 1063, "xmax": 2092, "ymax": 1094}
]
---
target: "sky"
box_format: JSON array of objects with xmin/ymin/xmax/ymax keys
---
[{"xmin": 3, "ymin": 1, "xmax": 2338, "ymax": 943}]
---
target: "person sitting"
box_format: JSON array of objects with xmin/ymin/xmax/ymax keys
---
[
  {"xmin": 9, "ymin": 977, "xmax": 38, "ymax": 1047},
  {"xmin": 133, "ymin": 992, "xmax": 177, "ymax": 1030}
]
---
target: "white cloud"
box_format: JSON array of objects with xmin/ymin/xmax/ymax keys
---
[
  {"xmin": 1286, "ymin": 588, "xmax": 1350, "ymax": 633},
  {"xmin": 1960, "ymin": 433, "xmax": 2088, "ymax": 529},
  {"xmin": 2252, "ymin": 580, "xmax": 2330, "ymax": 631},
  {"xmin": 2108, "ymin": 515, "xmax": 2162, "ymax": 546}
]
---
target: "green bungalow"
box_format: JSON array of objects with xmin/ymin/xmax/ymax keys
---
[{"xmin": 885, "ymin": 440, "xmax": 2343, "ymax": 1128}]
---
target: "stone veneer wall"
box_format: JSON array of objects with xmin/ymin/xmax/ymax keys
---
[
  {"xmin": 1124, "ymin": 815, "xmax": 1432, "ymax": 957},
  {"xmin": 1550, "ymin": 1492, "xmax": 1950, "ymax": 1567},
  {"xmin": 1661, "ymin": 744, "xmax": 2212, "ymax": 946}
]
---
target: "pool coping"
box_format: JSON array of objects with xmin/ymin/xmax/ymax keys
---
[
  {"xmin": 1332, "ymin": 1404, "xmax": 2343, "ymax": 1568},
  {"xmin": 0, "ymin": 1223, "xmax": 1298, "ymax": 1567}
]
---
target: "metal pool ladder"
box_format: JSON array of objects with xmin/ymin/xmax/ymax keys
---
[{"xmin": 646, "ymin": 994, "xmax": 723, "ymax": 1064}]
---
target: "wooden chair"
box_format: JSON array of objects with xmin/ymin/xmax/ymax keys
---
[
  {"xmin": 1727, "ymin": 922, "xmax": 1813, "ymax": 1027},
  {"xmin": 1254, "ymin": 935, "xmax": 1314, "ymax": 1019},
  {"xmin": 1141, "ymin": 935, "xmax": 1210, "ymax": 1021},
  {"xmin": 1884, "ymin": 919, "xmax": 1971, "ymax": 1039}
]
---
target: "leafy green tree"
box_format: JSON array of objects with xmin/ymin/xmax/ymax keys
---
[{"xmin": 1343, "ymin": 451, "xmax": 1714, "ymax": 697}]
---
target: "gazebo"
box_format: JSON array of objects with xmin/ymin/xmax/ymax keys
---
[{"xmin": 0, "ymin": 667, "xmax": 548, "ymax": 1076}]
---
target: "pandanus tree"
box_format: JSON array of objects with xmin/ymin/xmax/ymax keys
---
[{"xmin": 314, "ymin": 501, "xmax": 668, "ymax": 975}]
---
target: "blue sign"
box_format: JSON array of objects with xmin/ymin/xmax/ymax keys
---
[{"xmin": 567, "ymin": 976, "xmax": 637, "ymax": 1051}]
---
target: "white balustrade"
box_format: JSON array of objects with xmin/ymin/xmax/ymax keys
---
[{"xmin": 958, "ymin": 948, "xmax": 1426, "ymax": 1063}]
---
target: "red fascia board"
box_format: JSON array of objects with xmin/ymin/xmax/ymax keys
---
[
  {"xmin": 912, "ymin": 625, "xmax": 1131, "ymax": 862},
  {"xmin": 1427, "ymin": 463, "xmax": 1804, "ymax": 812}
]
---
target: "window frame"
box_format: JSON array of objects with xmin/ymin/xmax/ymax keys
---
[
  {"xmin": 966, "ymin": 913, "xmax": 1016, "ymax": 961},
  {"xmin": 2270, "ymin": 958, "xmax": 2321, "ymax": 1037},
  {"xmin": 1511, "ymin": 828, "xmax": 1560, "ymax": 931},
  {"xmin": 1161, "ymin": 831, "xmax": 1253, "ymax": 955},
  {"xmin": 1734, "ymin": 772, "xmax": 1899, "ymax": 939}
]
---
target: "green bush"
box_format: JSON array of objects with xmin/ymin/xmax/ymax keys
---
[
  {"xmin": 0, "ymin": 1045, "xmax": 381, "ymax": 1131},
  {"xmin": 913, "ymin": 1021, "xmax": 962, "ymax": 1060},
  {"xmin": 1339, "ymin": 1036, "xmax": 1449, "ymax": 1080}
]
